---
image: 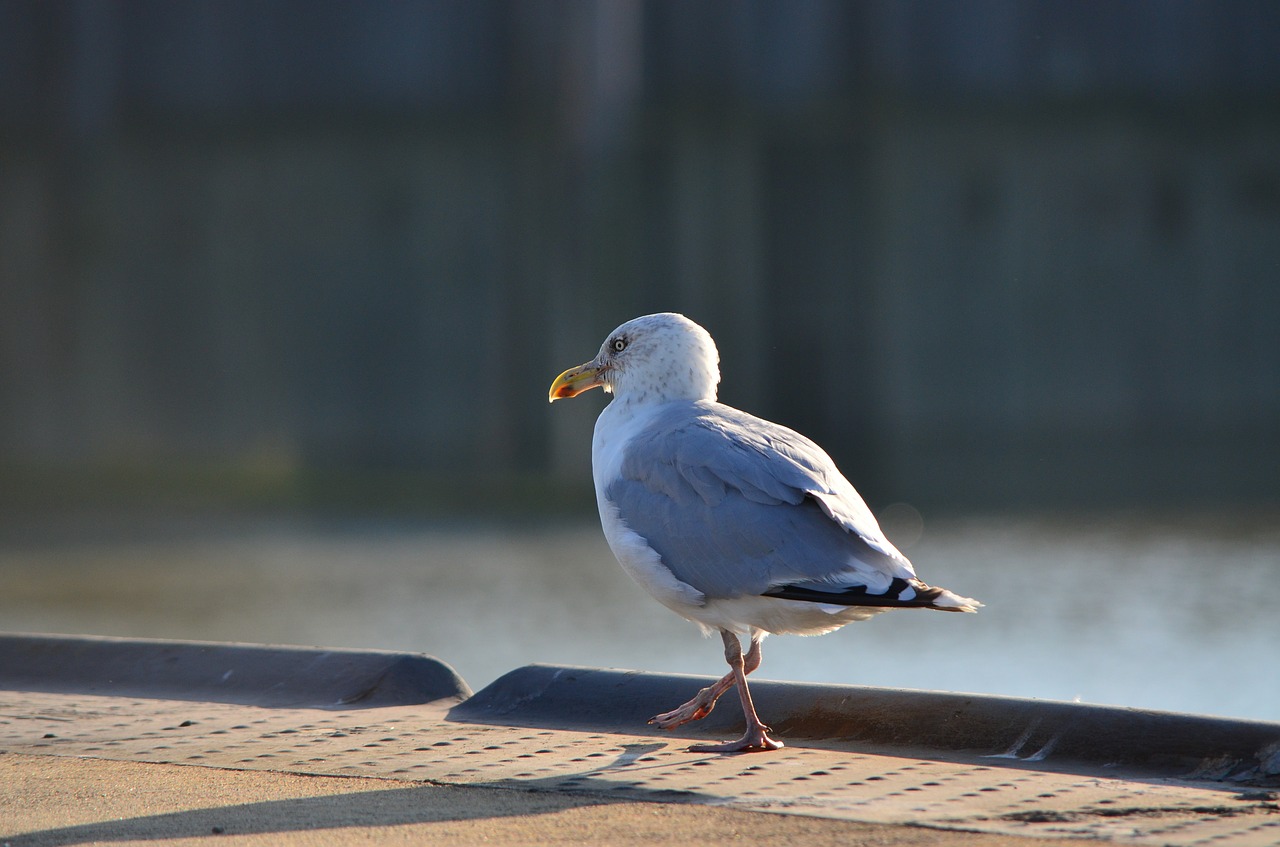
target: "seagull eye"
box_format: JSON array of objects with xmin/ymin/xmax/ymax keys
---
[{"xmin": 611, "ymin": 337, "xmax": 627, "ymax": 353}]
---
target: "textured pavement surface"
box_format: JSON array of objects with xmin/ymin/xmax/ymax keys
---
[{"xmin": 2, "ymin": 687, "xmax": 1278, "ymax": 846}]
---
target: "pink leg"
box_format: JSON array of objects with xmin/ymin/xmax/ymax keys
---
[
  {"xmin": 687, "ymin": 630, "xmax": 782, "ymax": 753},
  {"xmin": 648, "ymin": 634, "xmax": 762, "ymax": 731}
]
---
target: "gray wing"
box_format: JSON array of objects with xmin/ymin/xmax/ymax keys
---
[{"xmin": 604, "ymin": 401, "xmax": 914, "ymax": 600}]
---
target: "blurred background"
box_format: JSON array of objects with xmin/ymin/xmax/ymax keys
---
[{"xmin": 1, "ymin": 1, "xmax": 1277, "ymax": 720}]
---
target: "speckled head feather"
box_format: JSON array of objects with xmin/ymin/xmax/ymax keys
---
[{"xmin": 595, "ymin": 313, "xmax": 721, "ymax": 403}]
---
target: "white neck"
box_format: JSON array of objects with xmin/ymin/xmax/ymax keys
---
[{"xmin": 591, "ymin": 398, "xmax": 665, "ymax": 495}]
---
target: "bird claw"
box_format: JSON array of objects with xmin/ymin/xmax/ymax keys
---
[
  {"xmin": 648, "ymin": 701, "xmax": 713, "ymax": 730},
  {"xmin": 688, "ymin": 725, "xmax": 784, "ymax": 753},
  {"xmin": 648, "ymin": 683, "xmax": 724, "ymax": 730}
]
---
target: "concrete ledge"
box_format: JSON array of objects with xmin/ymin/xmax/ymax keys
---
[
  {"xmin": 0, "ymin": 633, "xmax": 471, "ymax": 709},
  {"xmin": 452, "ymin": 664, "xmax": 1280, "ymax": 782},
  {"xmin": 4, "ymin": 635, "xmax": 1277, "ymax": 783}
]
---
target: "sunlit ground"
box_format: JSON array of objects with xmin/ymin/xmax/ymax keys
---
[{"xmin": 1, "ymin": 510, "xmax": 1276, "ymax": 722}]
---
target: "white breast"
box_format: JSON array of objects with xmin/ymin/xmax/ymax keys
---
[
  {"xmin": 590, "ymin": 398, "xmax": 655, "ymax": 494},
  {"xmin": 591, "ymin": 399, "xmax": 706, "ymax": 618}
]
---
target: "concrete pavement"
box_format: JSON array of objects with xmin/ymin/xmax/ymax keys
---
[{"xmin": 2, "ymin": 634, "xmax": 1277, "ymax": 846}]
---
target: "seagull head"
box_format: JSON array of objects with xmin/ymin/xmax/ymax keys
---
[{"xmin": 549, "ymin": 312, "xmax": 721, "ymax": 405}]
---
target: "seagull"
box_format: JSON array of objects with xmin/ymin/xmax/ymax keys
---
[{"xmin": 549, "ymin": 312, "xmax": 980, "ymax": 752}]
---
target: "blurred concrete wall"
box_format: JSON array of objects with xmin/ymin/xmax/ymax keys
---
[{"xmin": 1, "ymin": 1, "xmax": 1278, "ymax": 511}]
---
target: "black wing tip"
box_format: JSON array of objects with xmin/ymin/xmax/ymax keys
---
[{"xmin": 762, "ymin": 577, "xmax": 971, "ymax": 610}]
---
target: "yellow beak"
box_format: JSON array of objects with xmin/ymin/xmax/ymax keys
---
[{"xmin": 548, "ymin": 362, "xmax": 607, "ymax": 402}]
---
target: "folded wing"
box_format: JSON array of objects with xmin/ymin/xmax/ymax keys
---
[{"xmin": 605, "ymin": 401, "xmax": 919, "ymax": 603}]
